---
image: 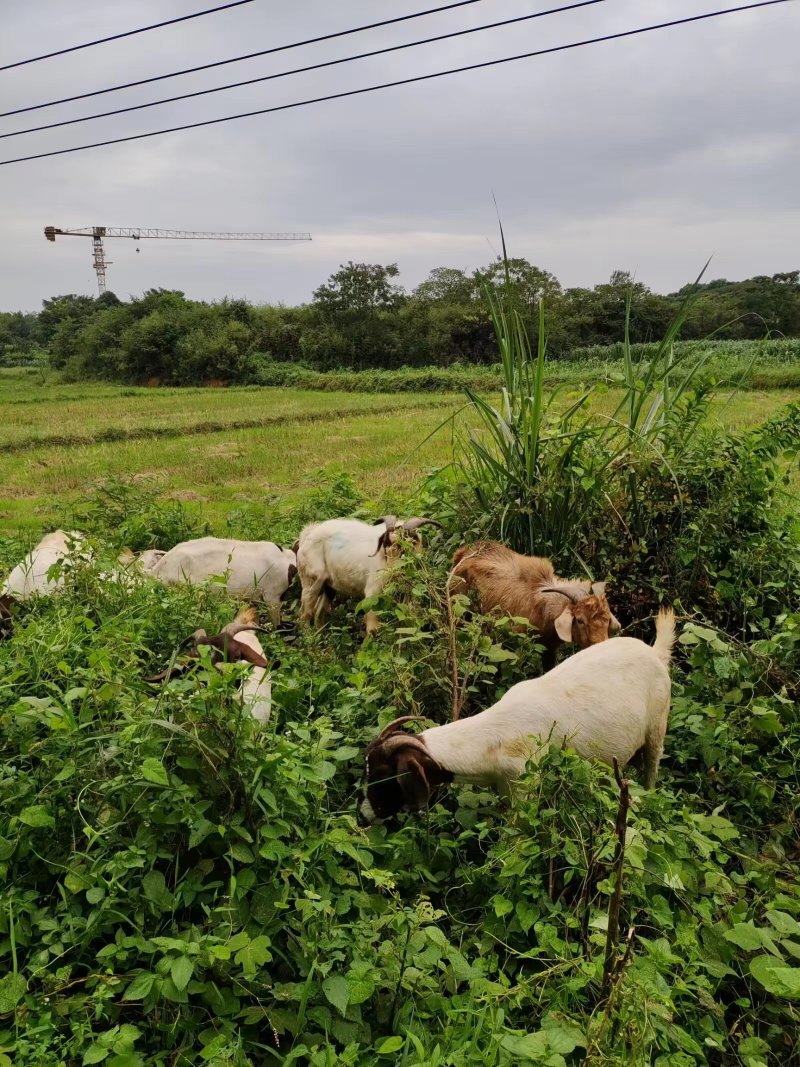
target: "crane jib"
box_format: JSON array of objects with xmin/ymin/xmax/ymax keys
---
[{"xmin": 43, "ymin": 225, "xmax": 312, "ymax": 294}]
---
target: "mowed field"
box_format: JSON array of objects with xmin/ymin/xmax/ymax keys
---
[{"xmin": 1, "ymin": 368, "xmax": 798, "ymax": 534}]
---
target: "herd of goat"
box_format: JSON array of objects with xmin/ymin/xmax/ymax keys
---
[{"xmin": 1, "ymin": 517, "xmax": 676, "ymax": 823}]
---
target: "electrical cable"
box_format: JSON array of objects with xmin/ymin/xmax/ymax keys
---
[
  {"xmin": 0, "ymin": 0, "xmax": 791, "ymax": 166},
  {"xmin": 0, "ymin": 0, "xmax": 492, "ymax": 117},
  {"xmin": 0, "ymin": 0, "xmax": 612, "ymax": 140},
  {"xmin": 0, "ymin": 0, "xmax": 256, "ymax": 72}
]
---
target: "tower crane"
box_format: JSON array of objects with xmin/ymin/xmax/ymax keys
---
[{"xmin": 44, "ymin": 225, "xmax": 312, "ymax": 296}]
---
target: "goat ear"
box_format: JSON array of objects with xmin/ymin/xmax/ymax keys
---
[
  {"xmin": 554, "ymin": 607, "xmax": 574, "ymax": 643},
  {"xmin": 397, "ymin": 752, "xmax": 431, "ymax": 813},
  {"xmin": 609, "ymin": 613, "xmax": 622, "ymax": 635},
  {"xmin": 591, "ymin": 581, "xmax": 606, "ymax": 597}
]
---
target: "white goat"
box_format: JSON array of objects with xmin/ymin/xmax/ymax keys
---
[
  {"xmin": 362, "ymin": 609, "xmax": 675, "ymax": 822},
  {"xmin": 1, "ymin": 530, "xmax": 86, "ymax": 599},
  {"xmin": 296, "ymin": 515, "xmax": 441, "ymax": 634},
  {"xmin": 145, "ymin": 537, "xmax": 297, "ymax": 627}
]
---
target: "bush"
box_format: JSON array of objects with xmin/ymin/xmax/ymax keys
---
[{"xmin": 450, "ymin": 276, "xmax": 800, "ymax": 632}]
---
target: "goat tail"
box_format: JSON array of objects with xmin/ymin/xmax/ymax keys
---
[
  {"xmin": 653, "ymin": 607, "xmax": 676, "ymax": 667},
  {"xmin": 452, "ymin": 544, "xmax": 474, "ymax": 568},
  {"xmin": 235, "ymin": 606, "xmax": 258, "ymax": 627}
]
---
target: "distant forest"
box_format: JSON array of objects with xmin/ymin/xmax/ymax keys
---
[{"xmin": 2, "ymin": 259, "xmax": 798, "ymax": 383}]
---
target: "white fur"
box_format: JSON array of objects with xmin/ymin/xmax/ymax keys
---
[
  {"xmin": 296, "ymin": 519, "xmax": 397, "ymax": 634},
  {"xmin": 234, "ymin": 629, "xmax": 272, "ymax": 725},
  {"xmin": 416, "ymin": 612, "xmax": 673, "ymax": 791},
  {"xmin": 2, "ymin": 530, "xmax": 86, "ymax": 599},
  {"xmin": 147, "ymin": 537, "xmax": 297, "ymax": 626}
]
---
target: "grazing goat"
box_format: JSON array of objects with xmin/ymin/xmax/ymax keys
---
[
  {"xmin": 452, "ymin": 541, "xmax": 620, "ymax": 670},
  {"xmin": 1, "ymin": 530, "xmax": 86, "ymax": 599},
  {"xmin": 361, "ymin": 608, "xmax": 675, "ymax": 822},
  {"xmin": 146, "ymin": 608, "xmax": 274, "ymax": 724},
  {"xmin": 145, "ymin": 537, "xmax": 297, "ymax": 627},
  {"xmin": 296, "ymin": 515, "xmax": 441, "ymax": 634}
]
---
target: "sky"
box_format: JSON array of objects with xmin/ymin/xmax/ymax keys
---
[{"xmin": 1, "ymin": 0, "xmax": 798, "ymax": 311}]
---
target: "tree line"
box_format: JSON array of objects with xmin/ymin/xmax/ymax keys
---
[{"xmin": 2, "ymin": 259, "xmax": 799, "ymax": 383}]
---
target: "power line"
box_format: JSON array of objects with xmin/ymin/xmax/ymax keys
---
[
  {"xmin": 1, "ymin": 0, "xmax": 791, "ymax": 167},
  {"xmin": 0, "ymin": 0, "xmax": 612, "ymax": 140},
  {"xmin": 0, "ymin": 0, "xmax": 492, "ymax": 118},
  {"xmin": 0, "ymin": 0, "xmax": 256, "ymax": 72}
]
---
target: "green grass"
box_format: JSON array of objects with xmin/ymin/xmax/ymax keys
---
[{"xmin": 1, "ymin": 369, "xmax": 797, "ymax": 535}]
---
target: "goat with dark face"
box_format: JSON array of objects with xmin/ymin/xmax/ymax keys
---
[
  {"xmin": 362, "ymin": 717, "xmax": 454, "ymax": 823},
  {"xmin": 360, "ymin": 609, "xmax": 676, "ymax": 823},
  {"xmin": 145, "ymin": 608, "xmax": 276, "ymax": 724}
]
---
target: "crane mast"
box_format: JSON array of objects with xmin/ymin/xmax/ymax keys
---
[{"xmin": 44, "ymin": 225, "xmax": 312, "ymax": 295}]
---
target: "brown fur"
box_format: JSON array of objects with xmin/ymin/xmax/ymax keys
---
[
  {"xmin": 0, "ymin": 593, "xmax": 14, "ymax": 637},
  {"xmin": 364, "ymin": 728, "xmax": 453, "ymax": 819},
  {"xmin": 452, "ymin": 541, "xmax": 617, "ymax": 669}
]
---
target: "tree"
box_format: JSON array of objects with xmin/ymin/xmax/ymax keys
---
[
  {"xmin": 313, "ymin": 262, "xmax": 405, "ymax": 315},
  {"xmin": 413, "ymin": 267, "xmax": 477, "ymax": 305},
  {"xmin": 474, "ymin": 257, "xmax": 562, "ymax": 311}
]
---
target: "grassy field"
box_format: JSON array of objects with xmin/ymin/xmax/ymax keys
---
[
  {"xmin": 2, "ymin": 357, "xmax": 799, "ymax": 1063},
  {"xmin": 1, "ymin": 367, "xmax": 798, "ymax": 534}
]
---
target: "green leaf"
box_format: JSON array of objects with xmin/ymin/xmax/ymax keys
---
[
  {"xmin": 332, "ymin": 745, "xmax": 360, "ymax": 761},
  {"xmin": 229, "ymin": 842, "xmax": 254, "ymax": 863},
  {"xmin": 142, "ymin": 870, "xmax": 173, "ymax": 910},
  {"xmin": 766, "ymin": 911, "xmax": 800, "ymax": 938},
  {"xmin": 516, "ymin": 901, "xmax": 539, "ymax": 934},
  {"xmin": 170, "ymin": 956, "xmax": 194, "ymax": 992},
  {"xmin": 122, "ymin": 973, "xmax": 155, "ymax": 1001},
  {"xmin": 0, "ymin": 972, "xmax": 27, "ymax": 1013},
  {"xmin": 140, "ymin": 758, "xmax": 169, "ymax": 786},
  {"xmin": 18, "ymin": 805, "xmax": 55, "ymax": 829},
  {"xmin": 54, "ymin": 760, "xmax": 77, "ymax": 782},
  {"xmin": 0, "ymin": 837, "xmax": 15, "ymax": 861},
  {"xmin": 376, "ymin": 1037, "xmax": 404, "ymax": 1054},
  {"xmin": 485, "ymin": 644, "xmax": 518, "ymax": 663},
  {"xmin": 322, "ymin": 974, "xmax": 350, "ymax": 1016},
  {"xmin": 500, "ymin": 1031, "xmax": 549, "ymax": 1061},
  {"xmin": 83, "ymin": 1046, "xmax": 109, "ymax": 1065},
  {"xmin": 494, "ymin": 896, "xmax": 514, "ymax": 918},
  {"xmin": 725, "ymin": 922, "xmax": 765, "ymax": 951},
  {"xmin": 749, "ymin": 955, "xmax": 800, "ymax": 998},
  {"xmin": 64, "ymin": 869, "xmax": 92, "ymax": 894},
  {"xmin": 542, "ymin": 1018, "xmax": 586, "ymax": 1053},
  {"xmin": 346, "ymin": 961, "xmax": 375, "ymax": 1006},
  {"xmin": 234, "ymin": 935, "xmax": 271, "ymax": 978}
]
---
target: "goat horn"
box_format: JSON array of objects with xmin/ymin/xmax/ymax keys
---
[
  {"xmin": 401, "ymin": 518, "xmax": 443, "ymax": 532},
  {"xmin": 383, "ymin": 732, "xmax": 429, "ymax": 755},
  {"xmin": 540, "ymin": 585, "xmax": 590, "ymax": 603},
  {"xmin": 179, "ymin": 628, "xmax": 208, "ymax": 649},
  {"xmin": 376, "ymin": 714, "xmax": 426, "ymax": 742},
  {"xmin": 144, "ymin": 657, "xmax": 196, "ymax": 683},
  {"xmin": 373, "ymin": 515, "xmax": 397, "ymax": 530}
]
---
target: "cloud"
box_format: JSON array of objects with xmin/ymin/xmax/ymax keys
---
[{"xmin": 1, "ymin": 0, "xmax": 797, "ymax": 308}]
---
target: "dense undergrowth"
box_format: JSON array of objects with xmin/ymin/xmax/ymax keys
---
[{"xmin": 1, "ymin": 280, "xmax": 799, "ymax": 1065}]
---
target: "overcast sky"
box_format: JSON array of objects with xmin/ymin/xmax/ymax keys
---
[{"xmin": 1, "ymin": 0, "xmax": 798, "ymax": 310}]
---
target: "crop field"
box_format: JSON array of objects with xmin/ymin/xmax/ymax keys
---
[
  {"xmin": 1, "ymin": 340, "xmax": 799, "ymax": 1065},
  {"xmin": 1, "ymin": 367, "xmax": 798, "ymax": 535}
]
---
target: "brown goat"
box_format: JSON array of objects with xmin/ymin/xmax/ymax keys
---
[{"xmin": 452, "ymin": 542, "xmax": 620, "ymax": 670}]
